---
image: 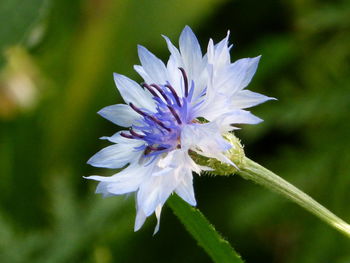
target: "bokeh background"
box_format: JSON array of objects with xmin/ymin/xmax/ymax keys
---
[{"xmin": 0, "ymin": 0, "xmax": 350, "ymax": 262}]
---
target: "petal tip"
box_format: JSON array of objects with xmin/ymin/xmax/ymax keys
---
[
  {"xmin": 181, "ymin": 25, "xmax": 196, "ymax": 38},
  {"xmin": 97, "ymin": 108, "xmax": 106, "ymax": 117},
  {"xmin": 183, "ymin": 25, "xmax": 192, "ymax": 31},
  {"xmin": 86, "ymin": 157, "xmax": 95, "ymax": 166},
  {"xmin": 137, "ymin": 44, "xmax": 147, "ymax": 54},
  {"xmin": 113, "ymin": 72, "xmax": 125, "ymax": 84}
]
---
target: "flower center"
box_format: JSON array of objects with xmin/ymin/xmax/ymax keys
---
[{"xmin": 121, "ymin": 68, "xmax": 195, "ymax": 157}]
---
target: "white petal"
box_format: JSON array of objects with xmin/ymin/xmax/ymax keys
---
[
  {"xmin": 207, "ymin": 39, "xmax": 215, "ymax": 66},
  {"xmin": 162, "ymin": 35, "xmax": 182, "ymax": 66},
  {"xmin": 175, "ymin": 170, "xmax": 196, "ymax": 206},
  {"xmin": 166, "ymin": 55, "xmax": 183, "ymax": 96},
  {"xmin": 87, "ymin": 141, "xmax": 142, "ymax": 168},
  {"xmin": 156, "ymin": 149, "xmax": 182, "ymax": 169},
  {"xmin": 95, "ymin": 182, "xmax": 114, "ymax": 197},
  {"xmin": 179, "ymin": 26, "xmax": 203, "ymax": 79},
  {"xmin": 153, "ymin": 204, "xmax": 163, "ymax": 235},
  {"xmin": 137, "ymin": 45, "xmax": 168, "ymax": 84},
  {"xmin": 217, "ymin": 110, "xmax": 263, "ymax": 127},
  {"xmin": 181, "ymin": 123, "xmax": 230, "ymax": 151},
  {"xmin": 133, "ymin": 65, "xmax": 152, "ymax": 84},
  {"xmin": 213, "ymin": 31, "xmax": 231, "ymax": 66},
  {"xmin": 156, "ymin": 149, "xmax": 202, "ymax": 175},
  {"xmin": 197, "ymin": 91, "xmax": 234, "ymax": 121},
  {"xmin": 98, "ymin": 104, "xmax": 140, "ymax": 127},
  {"xmin": 207, "ymin": 31, "xmax": 231, "ymax": 69},
  {"xmin": 86, "ymin": 162, "xmax": 153, "ymax": 195},
  {"xmin": 231, "ymin": 90, "xmax": 276, "ymax": 109},
  {"xmin": 137, "ymin": 172, "xmax": 176, "ymax": 216},
  {"xmin": 100, "ymin": 131, "xmax": 140, "ymax": 144},
  {"xmin": 134, "ymin": 209, "xmax": 147, "ymax": 232},
  {"xmin": 181, "ymin": 123, "xmax": 234, "ymax": 166},
  {"xmin": 209, "ymin": 110, "xmax": 263, "ymax": 134},
  {"xmin": 216, "ymin": 56, "xmax": 261, "ymax": 94},
  {"xmin": 100, "ymin": 176, "xmax": 142, "ymax": 195},
  {"xmin": 113, "ymin": 73, "xmax": 155, "ymax": 110}
]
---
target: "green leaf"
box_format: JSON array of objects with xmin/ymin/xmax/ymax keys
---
[{"xmin": 168, "ymin": 195, "xmax": 244, "ymax": 263}]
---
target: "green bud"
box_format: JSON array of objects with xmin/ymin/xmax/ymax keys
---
[{"xmin": 190, "ymin": 133, "xmax": 245, "ymax": 176}]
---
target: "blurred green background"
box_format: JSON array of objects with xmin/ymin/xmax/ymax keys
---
[{"xmin": 0, "ymin": 0, "xmax": 349, "ymax": 262}]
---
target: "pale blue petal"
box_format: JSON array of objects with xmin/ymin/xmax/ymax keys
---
[
  {"xmin": 113, "ymin": 73, "xmax": 155, "ymax": 110},
  {"xmin": 95, "ymin": 182, "xmax": 115, "ymax": 197},
  {"xmin": 162, "ymin": 35, "xmax": 182, "ymax": 66},
  {"xmin": 207, "ymin": 31, "xmax": 231, "ymax": 68},
  {"xmin": 175, "ymin": 171, "xmax": 196, "ymax": 206},
  {"xmin": 217, "ymin": 56, "xmax": 261, "ymax": 94},
  {"xmin": 133, "ymin": 65, "xmax": 152, "ymax": 84},
  {"xmin": 98, "ymin": 104, "xmax": 140, "ymax": 127},
  {"xmin": 134, "ymin": 209, "xmax": 147, "ymax": 232},
  {"xmin": 100, "ymin": 131, "xmax": 131, "ymax": 144},
  {"xmin": 153, "ymin": 205, "xmax": 162, "ymax": 235},
  {"xmin": 232, "ymin": 90, "xmax": 276, "ymax": 109},
  {"xmin": 215, "ymin": 110, "xmax": 263, "ymax": 132},
  {"xmin": 137, "ymin": 173, "xmax": 175, "ymax": 216},
  {"xmin": 181, "ymin": 123, "xmax": 234, "ymax": 166},
  {"xmin": 165, "ymin": 54, "xmax": 183, "ymax": 96},
  {"xmin": 214, "ymin": 33, "xmax": 231, "ymax": 66},
  {"xmin": 137, "ymin": 45, "xmax": 168, "ymax": 84},
  {"xmin": 86, "ymin": 163, "xmax": 151, "ymax": 196},
  {"xmin": 179, "ymin": 26, "xmax": 203, "ymax": 78},
  {"xmin": 105, "ymin": 177, "xmax": 143, "ymax": 195},
  {"xmin": 87, "ymin": 143, "xmax": 142, "ymax": 168},
  {"xmin": 228, "ymin": 110, "xmax": 263, "ymax": 124}
]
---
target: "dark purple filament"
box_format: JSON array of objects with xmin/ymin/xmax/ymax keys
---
[
  {"xmin": 150, "ymin": 84, "xmax": 171, "ymax": 104},
  {"xmin": 165, "ymin": 84, "xmax": 181, "ymax": 107},
  {"xmin": 120, "ymin": 132, "xmax": 134, "ymax": 139},
  {"xmin": 129, "ymin": 103, "xmax": 171, "ymax": 132},
  {"xmin": 168, "ymin": 106, "xmax": 182, "ymax": 124},
  {"xmin": 178, "ymin": 67, "xmax": 189, "ymax": 97},
  {"xmin": 142, "ymin": 83, "xmax": 158, "ymax": 97},
  {"xmin": 130, "ymin": 129, "xmax": 144, "ymax": 138}
]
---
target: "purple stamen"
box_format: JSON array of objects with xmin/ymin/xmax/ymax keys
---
[
  {"xmin": 165, "ymin": 84, "xmax": 181, "ymax": 107},
  {"xmin": 148, "ymin": 146, "xmax": 167, "ymax": 151},
  {"xmin": 144, "ymin": 145, "xmax": 168, "ymax": 156},
  {"xmin": 142, "ymin": 83, "xmax": 159, "ymax": 98},
  {"xmin": 167, "ymin": 105, "xmax": 182, "ymax": 124},
  {"xmin": 130, "ymin": 129, "xmax": 144, "ymax": 138},
  {"xmin": 129, "ymin": 103, "xmax": 171, "ymax": 132},
  {"xmin": 129, "ymin": 102, "xmax": 147, "ymax": 116},
  {"xmin": 120, "ymin": 132, "xmax": 134, "ymax": 139},
  {"xmin": 178, "ymin": 67, "xmax": 188, "ymax": 97},
  {"xmin": 150, "ymin": 84, "xmax": 171, "ymax": 105},
  {"xmin": 149, "ymin": 116, "xmax": 171, "ymax": 132}
]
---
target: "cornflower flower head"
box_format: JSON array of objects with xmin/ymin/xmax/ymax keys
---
[{"xmin": 86, "ymin": 26, "xmax": 274, "ymax": 233}]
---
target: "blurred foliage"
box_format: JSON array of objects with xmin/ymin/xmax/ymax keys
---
[
  {"xmin": 0, "ymin": 0, "xmax": 350, "ymax": 262},
  {"xmin": 0, "ymin": 0, "xmax": 50, "ymax": 66}
]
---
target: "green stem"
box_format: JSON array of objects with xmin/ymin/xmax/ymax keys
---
[
  {"xmin": 168, "ymin": 195, "xmax": 244, "ymax": 263},
  {"xmin": 237, "ymin": 157, "xmax": 350, "ymax": 238}
]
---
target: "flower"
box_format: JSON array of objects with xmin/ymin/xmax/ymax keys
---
[{"xmin": 86, "ymin": 26, "xmax": 274, "ymax": 233}]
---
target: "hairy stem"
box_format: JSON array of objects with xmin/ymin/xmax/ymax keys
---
[{"xmin": 237, "ymin": 157, "xmax": 350, "ymax": 238}]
